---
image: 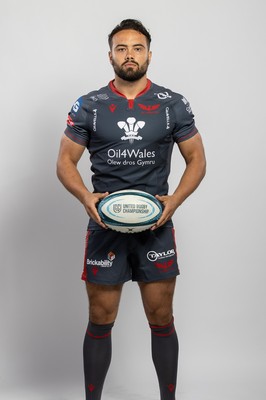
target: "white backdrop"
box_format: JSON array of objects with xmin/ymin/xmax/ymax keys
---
[{"xmin": 1, "ymin": 0, "xmax": 265, "ymax": 399}]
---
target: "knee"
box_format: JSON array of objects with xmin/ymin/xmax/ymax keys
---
[
  {"xmin": 89, "ymin": 303, "xmax": 118, "ymax": 325},
  {"xmin": 145, "ymin": 306, "xmax": 173, "ymax": 326}
]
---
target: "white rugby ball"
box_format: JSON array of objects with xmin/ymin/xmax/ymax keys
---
[{"xmin": 98, "ymin": 190, "xmax": 163, "ymax": 233}]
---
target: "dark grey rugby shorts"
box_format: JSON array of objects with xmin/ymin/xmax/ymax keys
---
[{"xmin": 81, "ymin": 227, "xmax": 180, "ymax": 284}]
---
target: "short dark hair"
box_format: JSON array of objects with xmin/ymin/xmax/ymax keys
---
[{"xmin": 108, "ymin": 19, "xmax": 151, "ymax": 49}]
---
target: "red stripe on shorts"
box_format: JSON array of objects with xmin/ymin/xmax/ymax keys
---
[{"xmin": 81, "ymin": 230, "xmax": 91, "ymax": 281}]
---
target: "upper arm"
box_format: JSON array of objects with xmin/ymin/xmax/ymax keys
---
[
  {"xmin": 178, "ymin": 132, "xmax": 206, "ymax": 166},
  {"xmin": 57, "ymin": 134, "xmax": 86, "ymax": 166}
]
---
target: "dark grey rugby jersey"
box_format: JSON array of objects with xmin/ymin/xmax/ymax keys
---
[{"xmin": 64, "ymin": 80, "xmax": 198, "ymax": 196}]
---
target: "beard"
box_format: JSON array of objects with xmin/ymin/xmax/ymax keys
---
[{"xmin": 111, "ymin": 58, "xmax": 149, "ymax": 82}]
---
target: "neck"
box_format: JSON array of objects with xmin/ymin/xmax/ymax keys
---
[{"xmin": 112, "ymin": 75, "xmax": 148, "ymax": 99}]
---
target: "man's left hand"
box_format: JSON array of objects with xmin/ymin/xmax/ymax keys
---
[{"xmin": 151, "ymin": 194, "xmax": 180, "ymax": 230}]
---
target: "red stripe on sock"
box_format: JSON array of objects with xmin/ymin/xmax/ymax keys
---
[
  {"xmin": 149, "ymin": 317, "xmax": 174, "ymax": 330},
  {"xmin": 151, "ymin": 326, "xmax": 175, "ymax": 337},
  {"xmin": 86, "ymin": 330, "xmax": 112, "ymax": 339}
]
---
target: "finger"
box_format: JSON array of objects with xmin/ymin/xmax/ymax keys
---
[
  {"xmin": 99, "ymin": 191, "xmax": 109, "ymax": 199},
  {"xmin": 93, "ymin": 213, "xmax": 108, "ymax": 228},
  {"xmin": 151, "ymin": 213, "xmax": 169, "ymax": 230},
  {"xmin": 155, "ymin": 194, "xmax": 167, "ymax": 202},
  {"xmin": 86, "ymin": 205, "xmax": 108, "ymax": 229},
  {"xmin": 94, "ymin": 192, "xmax": 109, "ymax": 203}
]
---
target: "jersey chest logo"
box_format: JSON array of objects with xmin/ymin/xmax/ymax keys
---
[{"xmin": 117, "ymin": 117, "xmax": 145, "ymax": 144}]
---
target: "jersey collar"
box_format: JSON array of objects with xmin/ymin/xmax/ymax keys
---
[{"xmin": 109, "ymin": 79, "xmax": 151, "ymax": 98}]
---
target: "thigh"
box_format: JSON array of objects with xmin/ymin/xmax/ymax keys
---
[
  {"xmin": 82, "ymin": 229, "xmax": 132, "ymax": 284},
  {"xmin": 138, "ymin": 277, "xmax": 176, "ymax": 325},
  {"xmin": 85, "ymin": 282, "xmax": 124, "ymax": 324}
]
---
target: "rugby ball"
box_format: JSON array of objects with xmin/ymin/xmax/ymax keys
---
[{"xmin": 98, "ymin": 190, "xmax": 163, "ymax": 233}]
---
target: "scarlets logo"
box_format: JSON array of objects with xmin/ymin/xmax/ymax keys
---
[
  {"xmin": 154, "ymin": 260, "xmax": 174, "ymax": 272},
  {"xmin": 138, "ymin": 103, "xmax": 160, "ymax": 113}
]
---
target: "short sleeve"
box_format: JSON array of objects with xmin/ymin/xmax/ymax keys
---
[
  {"xmin": 64, "ymin": 96, "xmax": 90, "ymax": 146},
  {"xmin": 172, "ymin": 96, "xmax": 198, "ymax": 143}
]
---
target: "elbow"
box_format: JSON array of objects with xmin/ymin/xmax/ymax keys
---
[
  {"xmin": 199, "ymin": 157, "xmax": 207, "ymax": 183},
  {"xmin": 56, "ymin": 158, "xmax": 64, "ymax": 183},
  {"xmin": 202, "ymin": 158, "xmax": 207, "ymax": 179}
]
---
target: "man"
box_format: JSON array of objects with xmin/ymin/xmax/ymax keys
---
[{"xmin": 57, "ymin": 19, "xmax": 206, "ymax": 400}]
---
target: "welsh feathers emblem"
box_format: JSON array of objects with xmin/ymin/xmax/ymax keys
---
[{"xmin": 117, "ymin": 117, "xmax": 145, "ymax": 144}]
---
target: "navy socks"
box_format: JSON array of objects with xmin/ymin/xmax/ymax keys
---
[
  {"xmin": 83, "ymin": 321, "xmax": 114, "ymax": 400},
  {"xmin": 83, "ymin": 318, "xmax": 178, "ymax": 400},
  {"xmin": 150, "ymin": 318, "xmax": 179, "ymax": 400}
]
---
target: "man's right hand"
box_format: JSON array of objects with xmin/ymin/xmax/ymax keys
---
[{"xmin": 82, "ymin": 192, "xmax": 109, "ymax": 228}]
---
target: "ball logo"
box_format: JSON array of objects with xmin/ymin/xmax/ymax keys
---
[
  {"xmin": 147, "ymin": 249, "xmax": 175, "ymax": 262},
  {"xmin": 113, "ymin": 204, "xmax": 122, "ymax": 213}
]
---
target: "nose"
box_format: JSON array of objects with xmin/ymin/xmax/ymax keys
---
[{"xmin": 125, "ymin": 48, "xmax": 134, "ymax": 60}]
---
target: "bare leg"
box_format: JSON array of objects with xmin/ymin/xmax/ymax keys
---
[
  {"xmin": 85, "ymin": 282, "xmax": 123, "ymax": 323},
  {"xmin": 138, "ymin": 277, "xmax": 176, "ymax": 324}
]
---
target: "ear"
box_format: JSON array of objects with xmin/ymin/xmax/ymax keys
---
[
  {"xmin": 108, "ymin": 51, "xmax": 113, "ymax": 63},
  {"xmin": 148, "ymin": 50, "xmax": 152, "ymax": 64}
]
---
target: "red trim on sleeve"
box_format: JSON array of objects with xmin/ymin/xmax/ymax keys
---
[
  {"xmin": 64, "ymin": 130, "xmax": 88, "ymax": 147},
  {"xmin": 176, "ymin": 127, "xmax": 198, "ymax": 143}
]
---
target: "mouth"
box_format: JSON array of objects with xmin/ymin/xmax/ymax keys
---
[{"xmin": 123, "ymin": 62, "xmax": 138, "ymax": 67}]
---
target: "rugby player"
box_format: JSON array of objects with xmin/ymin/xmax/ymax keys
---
[{"xmin": 57, "ymin": 19, "xmax": 206, "ymax": 400}]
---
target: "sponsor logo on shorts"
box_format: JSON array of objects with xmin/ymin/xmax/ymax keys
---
[
  {"xmin": 87, "ymin": 252, "xmax": 115, "ymax": 268},
  {"xmin": 147, "ymin": 249, "xmax": 175, "ymax": 262},
  {"xmin": 108, "ymin": 251, "xmax": 115, "ymax": 261}
]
